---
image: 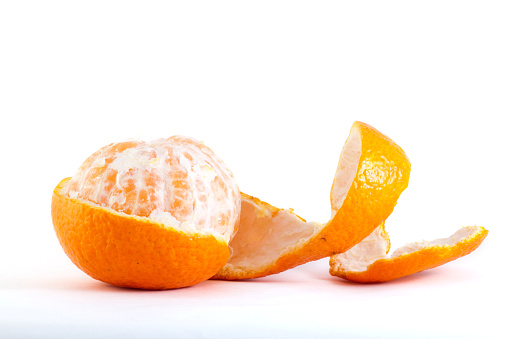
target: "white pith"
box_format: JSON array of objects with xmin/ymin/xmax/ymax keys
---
[
  {"xmin": 224, "ymin": 198, "xmax": 322, "ymax": 270},
  {"xmin": 390, "ymin": 227, "xmax": 480, "ymax": 257},
  {"xmin": 332, "ymin": 225, "xmax": 483, "ymax": 273},
  {"xmin": 331, "ymin": 225, "xmax": 390, "ymax": 272},
  {"xmin": 331, "ymin": 126, "xmax": 362, "ymax": 215},
  {"xmin": 64, "ymin": 136, "xmax": 240, "ymax": 241}
]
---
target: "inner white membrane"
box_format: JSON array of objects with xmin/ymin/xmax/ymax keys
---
[
  {"xmin": 225, "ymin": 198, "xmax": 322, "ymax": 269},
  {"xmin": 331, "ymin": 127, "xmax": 362, "ymax": 215}
]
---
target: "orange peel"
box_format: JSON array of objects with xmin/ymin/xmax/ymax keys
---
[
  {"xmin": 329, "ymin": 224, "xmax": 488, "ymax": 283},
  {"xmin": 213, "ymin": 121, "xmax": 411, "ymax": 280}
]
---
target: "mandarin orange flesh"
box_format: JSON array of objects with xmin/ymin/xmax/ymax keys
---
[{"xmin": 52, "ymin": 136, "xmax": 240, "ymax": 289}]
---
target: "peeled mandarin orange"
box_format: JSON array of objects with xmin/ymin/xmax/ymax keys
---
[
  {"xmin": 213, "ymin": 121, "xmax": 411, "ymax": 280},
  {"xmin": 330, "ymin": 224, "xmax": 488, "ymax": 283},
  {"xmin": 51, "ymin": 136, "xmax": 240, "ymax": 289}
]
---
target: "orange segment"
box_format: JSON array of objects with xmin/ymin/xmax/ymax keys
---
[
  {"xmin": 213, "ymin": 121, "xmax": 411, "ymax": 280},
  {"xmin": 52, "ymin": 136, "xmax": 240, "ymax": 289},
  {"xmin": 329, "ymin": 225, "xmax": 488, "ymax": 283}
]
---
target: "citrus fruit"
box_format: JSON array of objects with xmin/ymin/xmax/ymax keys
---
[
  {"xmin": 330, "ymin": 224, "xmax": 488, "ymax": 283},
  {"xmin": 213, "ymin": 121, "xmax": 411, "ymax": 280},
  {"xmin": 51, "ymin": 136, "xmax": 241, "ymax": 289}
]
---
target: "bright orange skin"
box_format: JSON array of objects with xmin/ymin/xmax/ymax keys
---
[
  {"xmin": 52, "ymin": 178, "xmax": 230, "ymax": 290},
  {"xmin": 214, "ymin": 122, "xmax": 411, "ymax": 280},
  {"xmin": 318, "ymin": 121, "xmax": 411, "ymax": 254},
  {"xmin": 330, "ymin": 227, "xmax": 488, "ymax": 283}
]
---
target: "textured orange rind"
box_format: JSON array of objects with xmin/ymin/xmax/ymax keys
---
[
  {"xmin": 52, "ymin": 178, "xmax": 230, "ymax": 290},
  {"xmin": 329, "ymin": 225, "xmax": 488, "ymax": 283}
]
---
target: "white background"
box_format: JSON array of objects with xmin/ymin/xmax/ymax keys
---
[{"xmin": 1, "ymin": 1, "xmax": 507, "ymax": 338}]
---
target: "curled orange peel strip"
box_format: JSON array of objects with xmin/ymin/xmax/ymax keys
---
[{"xmin": 213, "ymin": 121, "xmax": 411, "ymax": 280}]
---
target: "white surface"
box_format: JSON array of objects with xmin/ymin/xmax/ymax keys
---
[{"xmin": 1, "ymin": 1, "xmax": 507, "ymax": 338}]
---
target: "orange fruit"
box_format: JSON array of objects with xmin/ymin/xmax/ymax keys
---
[
  {"xmin": 51, "ymin": 136, "xmax": 241, "ymax": 289},
  {"xmin": 213, "ymin": 121, "xmax": 411, "ymax": 280},
  {"xmin": 329, "ymin": 224, "xmax": 488, "ymax": 283}
]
